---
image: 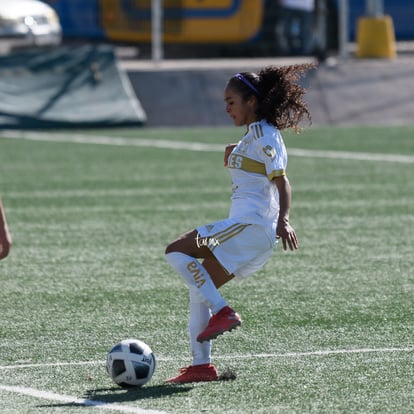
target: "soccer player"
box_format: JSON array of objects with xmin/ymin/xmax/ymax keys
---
[
  {"xmin": 165, "ymin": 63, "xmax": 314, "ymax": 383},
  {"xmin": 0, "ymin": 197, "xmax": 12, "ymax": 260}
]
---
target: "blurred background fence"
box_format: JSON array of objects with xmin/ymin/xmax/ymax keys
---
[{"xmin": 40, "ymin": 0, "xmax": 413, "ymax": 60}]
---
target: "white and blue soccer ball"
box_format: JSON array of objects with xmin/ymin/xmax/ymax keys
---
[{"xmin": 106, "ymin": 338, "xmax": 156, "ymax": 387}]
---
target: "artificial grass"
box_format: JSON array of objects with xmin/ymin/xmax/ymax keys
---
[{"xmin": 0, "ymin": 125, "xmax": 413, "ymax": 413}]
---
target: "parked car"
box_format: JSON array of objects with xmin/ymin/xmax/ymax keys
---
[{"xmin": 0, "ymin": 0, "xmax": 61, "ymax": 53}]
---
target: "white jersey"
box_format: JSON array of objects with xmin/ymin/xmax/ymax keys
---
[
  {"xmin": 227, "ymin": 119, "xmax": 287, "ymax": 228},
  {"xmin": 281, "ymin": 0, "xmax": 315, "ymax": 12}
]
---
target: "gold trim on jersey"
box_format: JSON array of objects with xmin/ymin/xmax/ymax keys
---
[
  {"xmin": 228, "ymin": 154, "xmax": 285, "ymax": 178},
  {"xmin": 209, "ymin": 223, "xmax": 251, "ymax": 251},
  {"xmin": 268, "ymin": 169, "xmax": 286, "ymax": 180}
]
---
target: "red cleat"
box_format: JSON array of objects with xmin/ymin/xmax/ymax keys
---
[
  {"xmin": 197, "ymin": 306, "xmax": 241, "ymax": 343},
  {"xmin": 165, "ymin": 363, "xmax": 218, "ymax": 384}
]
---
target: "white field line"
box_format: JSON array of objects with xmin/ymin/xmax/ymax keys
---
[
  {"xmin": 0, "ymin": 347, "xmax": 412, "ymax": 412},
  {"xmin": 1, "ymin": 130, "xmax": 413, "ymax": 164},
  {"xmin": 288, "ymin": 148, "xmax": 414, "ymax": 163},
  {"xmin": 0, "ymin": 384, "xmax": 167, "ymax": 414},
  {"xmin": 1, "ymin": 346, "xmax": 413, "ymax": 371},
  {"xmin": 0, "ymin": 130, "xmax": 224, "ymax": 152}
]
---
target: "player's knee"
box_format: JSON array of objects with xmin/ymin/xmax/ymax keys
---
[
  {"xmin": 165, "ymin": 230, "xmax": 198, "ymax": 255},
  {"xmin": 165, "ymin": 239, "xmax": 186, "ymax": 255},
  {"xmin": 165, "ymin": 243, "xmax": 176, "ymax": 255}
]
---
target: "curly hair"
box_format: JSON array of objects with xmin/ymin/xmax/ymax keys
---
[{"xmin": 228, "ymin": 63, "xmax": 316, "ymax": 131}]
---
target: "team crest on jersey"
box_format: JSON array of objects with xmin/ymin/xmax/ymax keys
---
[
  {"xmin": 262, "ymin": 145, "xmax": 276, "ymax": 158},
  {"xmin": 238, "ymin": 138, "xmax": 251, "ymax": 154}
]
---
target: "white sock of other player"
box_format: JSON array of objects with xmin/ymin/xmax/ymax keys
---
[
  {"xmin": 165, "ymin": 252, "xmax": 227, "ymax": 314},
  {"xmin": 189, "ymin": 286, "xmax": 212, "ymax": 365}
]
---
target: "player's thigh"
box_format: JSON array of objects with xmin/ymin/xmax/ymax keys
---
[
  {"xmin": 166, "ymin": 229, "xmax": 234, "ymax": 288},
  {"xmin": 165, "ymin": 229, "xmax": 212, "ymax": 258}
]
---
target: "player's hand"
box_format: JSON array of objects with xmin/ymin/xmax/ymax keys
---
[
  {"xmin": 224, "ymin": 144, "xmax": 237, "ymax": 167},
  {"xmin": 276, "ymin": 221, "xmax": 298, "ymax": 251}
]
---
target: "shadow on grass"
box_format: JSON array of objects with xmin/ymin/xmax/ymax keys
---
[
  {"xmin": 36, "ymin": 384, "xmax": 192, "ymax": 409},
  {"xmin": 84, "ymin": 384, "xmax": 193, "ymax": 402}
]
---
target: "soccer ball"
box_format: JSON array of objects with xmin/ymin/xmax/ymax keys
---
[{"xmin": 106, "ymin": 338, "xmax": 156, "ymax": 387}]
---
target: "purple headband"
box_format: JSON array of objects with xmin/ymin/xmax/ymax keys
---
[{"xmin": 235, "ymin": 73, "xmax": 260, "ymax": 96}]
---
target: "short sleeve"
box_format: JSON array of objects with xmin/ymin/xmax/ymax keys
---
[{"xmin": 257, "ymin": 130, "xmax": 287, "ymax": 180}]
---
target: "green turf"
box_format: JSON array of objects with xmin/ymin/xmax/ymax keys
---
[{"xmin": 0, "ymin": 125, "xmax": 413, "ymax": 413}]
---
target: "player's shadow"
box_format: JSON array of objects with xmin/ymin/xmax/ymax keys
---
[
  {"xmin": 36, "ymin": 384, "xmax": 192, "ymax": 409},
  {"xmin": 84, "ymin": 384, "xmax": 193, "ymax": 402}
]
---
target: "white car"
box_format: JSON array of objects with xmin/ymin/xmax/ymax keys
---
[{"xmin": 0, "ymin": 0, "xmax": 61, "ymax": 52}]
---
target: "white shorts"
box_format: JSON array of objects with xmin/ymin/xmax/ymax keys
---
[{"xmin": 197, "ymin": 218, "xmax": 277, "ymax": 279}]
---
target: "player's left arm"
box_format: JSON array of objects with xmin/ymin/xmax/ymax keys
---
[
  {"xmin": 257, "ymin": 133, "xmax": 298, "ymax": 251},
  {"xmin": 272, "ymin": 175, "xmax": 299, "ymax": 251}
]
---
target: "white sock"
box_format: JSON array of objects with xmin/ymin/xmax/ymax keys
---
[
  {"xmin": 165, "ymin": 252, "xmax": 227, "ymax": 314},
  {"xmin": 189, "ymin": 287, "xmax": 212, "ymax": 366}
]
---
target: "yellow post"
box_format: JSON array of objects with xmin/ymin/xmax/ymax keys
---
[{"xmin": 356, "ymin": 15, "xmax": 397, "ymax": 58}]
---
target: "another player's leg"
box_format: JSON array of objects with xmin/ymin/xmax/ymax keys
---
[{"xmin": 0, "ymin": 197, "xmax": 12, "ymax": 260}]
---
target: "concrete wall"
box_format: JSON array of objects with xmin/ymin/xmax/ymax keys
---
[{"xmin": 125, "ymin": 56, "xmax": 414, "ymax": 127}]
